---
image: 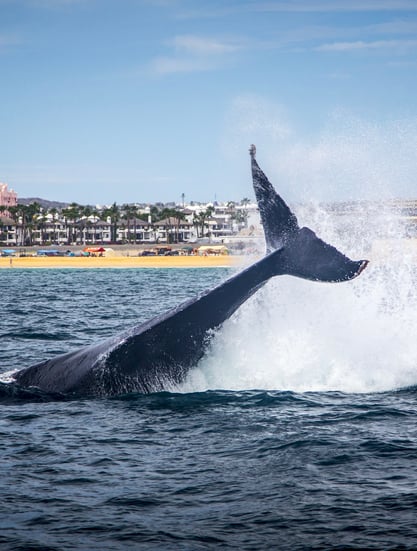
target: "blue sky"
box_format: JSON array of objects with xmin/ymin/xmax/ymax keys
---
[{"xmin": 1, "ymin": 0, "xmax": 417, "ymax": 205}]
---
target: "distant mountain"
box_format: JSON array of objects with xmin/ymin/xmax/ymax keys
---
[{"xmin": 19, "ymin": 198, "xmax": 69, "ymax": 210}]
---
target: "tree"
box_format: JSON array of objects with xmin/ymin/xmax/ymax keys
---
[
  {"xmin": 49, "ymin": 207, "xmax": 59, "ymax": 244},
  {"xmin": 0, "ymin": 206, "xmax": 6, "ymax": 242},
  {"xmin": 156, "ymin": 207, "xmax": 187, "ymax": 243},
  {"xmin": 35, "ymin": 211, "xmax": 48, "ymax": 245},
  {"xmin": 12, "ymin": 203, "xmax": 41, "ymax": 246},
  {"xmin": 173, "ymin": 209, "xmax": 186, "ymax": 243},
  {"xmin": 90, "ymin": 208, "xmax": 100, "ymax": 244},
  {"xmin": 121, "ymin": 204, "xmax": 138, "ymax": 244},
  {"xmin": 80, "ymin": 205, "xmax": 92, "ymax": 244},
  {"xmin": 102, "ymin": 203, "xmax": 120, "ymax": 243},
  {"xmin": 27, "ymin": 203, "xmax": 42, "ymax": 245},
  {"xmin": 63, "ymin": 203, "xmax": 82, "ymax": 245},
  {"xmin": 193, "ymin": 206, "xmax": 214, "ymax": 238}
]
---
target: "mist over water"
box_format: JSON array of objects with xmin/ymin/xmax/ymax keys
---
[
  {"xmin": 204, "ymin": 106, "xmax": 417, "ymax": 395},
  {"xmin": 180, "ymin": 204, "xmax": 417, "ymax": 395},
  {"xmin": 223, "ymin": 98, "xmax": 417, "ymax": 204}
]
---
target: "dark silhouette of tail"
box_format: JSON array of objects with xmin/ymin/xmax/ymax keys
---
[
  {"xmin": 250, "ymin": 144, "xmax": 368, "ymax": 282},
  {"xmin": 250, "ymin": 144, "xmax": 299, "ymax": 253}
]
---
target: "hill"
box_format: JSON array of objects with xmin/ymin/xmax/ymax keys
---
[{"xmin": 18, "ymin": 198, "xmax": 69, "ymax": 210}]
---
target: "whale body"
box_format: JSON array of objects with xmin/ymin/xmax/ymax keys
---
[{"xmin": 13, "ymin": 148, "xmax": 368, "ymax": 396}]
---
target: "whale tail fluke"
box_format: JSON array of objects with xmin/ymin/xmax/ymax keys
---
[
  {"xmin": 250, "ymin": 145, "xmax": 299, "ymax": 253},
  {"xmin": 251, "ymin": 145, "xmax": 369, "ymax": 283},
  {"xmin": 277, "ymin": 227, "xmax": 368, "ymax": 282}
]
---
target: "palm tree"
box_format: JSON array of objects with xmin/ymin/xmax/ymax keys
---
[
  {"xmin": 14, "ymin": 205, "xmax": 27, "ymax": 246},
  {"xmin": 61, "ymin": 207, "xmax": 71, "ymax": 245},
  {"xmin": 157, "ymin": 207, "xmax": 175, "ymax": 243},
  {"xmin": 0, "ymin": 205, "xmax": 6, "ymax": 242},
  {"xmin": 173, "ymin": 209, "xmax": 186, "ymax": 243},
  {"xmin": 8, "ymin": 205, "xmax": 20, "ymax": 244},
  {"xmin": 14, "ymin": 203, "xmax": 41, "ymax": 246},
  {"xmin": 90, "ymin": 208, "xmax": 100, "ymax": 244},
  {"xmin": 193, "ymin": 206, "xmax": 214, "ymax": 238},
  {"xmin": 48, "ymin": 207, "xmax": 59, "ymax": 244},
  {"xmin": 121, "ymin": 204, "xmax": 138, "ymax": 244},
  {"xmin": 63, "ymin": 203, "xmax": 82, "ymax": 244},
  {"xmin": 28, "ymin": 203, "xmax": 42, "ymax": 245},
  {"xmin": 35, "ymin": 211, "xmax": 48, "ymax": 245},
  {"xmin": 102, "ymin": 203, "xmax": 120, "ymax": 243},
  {"xmin": 81, "ymin": 205, "xmax": 93, "ymax": 244}
]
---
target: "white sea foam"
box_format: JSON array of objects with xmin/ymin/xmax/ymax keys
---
[
  {"xmin": 184, "ymin": 107, "xmax": 417, "ymax": 393},
  {"xmin": 0, "ymin": 369, "xmax": 19, "ymax": 384},
  {"xmin": 179, "ymin": 256, "xmax": 417, "ymax": 394},
  {"xmin": 179, "ymin": 195, "xmax": 417, "ymax": 394}
]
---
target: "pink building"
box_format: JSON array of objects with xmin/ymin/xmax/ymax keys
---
[{"xmin": 0, "ymin": 182, "xmax": 17, "ymax": 215}]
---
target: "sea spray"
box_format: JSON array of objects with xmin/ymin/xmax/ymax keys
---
[{"xmin": 179, "ymin": 204, "xmax": 417, "ymax": 394}]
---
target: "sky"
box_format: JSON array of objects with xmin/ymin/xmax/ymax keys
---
[{"xmin": 1, "ymin": 0, "xmax": 417, "ymax": 206}]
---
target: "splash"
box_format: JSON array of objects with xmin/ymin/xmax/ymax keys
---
[
  {"xmin": 179, "ymin": 205, "xmax": 417, "ymax": 394},
  {"xmin": 211, "ymin": 101, "xmax": 417, "ymax": 393},
  {"xmin": 0, "ymin": 369, "xmax": 19, "ymax": 384},
  {"xmin": 222, "ymin": 97, "xmax": 417, "ymax": 204}
]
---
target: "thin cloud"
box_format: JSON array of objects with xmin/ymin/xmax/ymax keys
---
[
  {"xmin": 252, "ymin": 0, "xmax": 417, "ymax": 13},
  {"xmin": 316, "ymin": 39, "xmax": 417, "ymax": 52},
  {"xmin": 173, "ymin": 35, "xmax": 242, "ymax": 55},
  {"xmin": 178, "ymin": 0, "xmax": 417, "ymax": 19},
  {"xmin": 30, "ymin": 0, "xmax": 92, "ymax": 6},
  {"xmin": 327, "ymin": 71, "xmax": 351, "ymax": 80},
  {"xmin": 149, "ymin": 34, "xmax": 244, "ymax": 75}
]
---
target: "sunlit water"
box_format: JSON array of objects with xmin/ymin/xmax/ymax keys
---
[{"xmin": 1, "ymin": 262, "xmax": 417, "ymax": 550}]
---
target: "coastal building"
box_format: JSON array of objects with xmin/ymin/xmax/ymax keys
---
[
  {"xmin": 0, "ymin": 199, "xmax": 259, "ymax": 247},
  {"xmin": 117, "ymin": 218, "xmax": 154, "ymax": 243},
  {"xmin": 0, "ymin": 183, "xmax": 17, "ymax": 216},
  {"xmin": 154, "ymin": 217, "xmax": 196, "ymax": 243},
  {"xmin": 0, "ymin": 215, "xmax": 17, "ymax": 246}
]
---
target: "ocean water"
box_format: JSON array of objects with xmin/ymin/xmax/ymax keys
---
[{"xmin": 1, "ymin": 266, "xmax": 417, "ymax": 550}]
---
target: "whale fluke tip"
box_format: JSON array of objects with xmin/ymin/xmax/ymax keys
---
[{"xmin": 249, "ymin": 144, "xmax": 256, "ymax": 159}]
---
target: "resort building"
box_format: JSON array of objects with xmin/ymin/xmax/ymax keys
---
[
  {"xmin": 154, "ymin": 217, "xmax": 196, "ymax": 243},
  {"xmin": 0, "ymin": 183, "xmax": 18, "ymax": 245},
  {"xmin": 0, "ymin": 200, "xmax": 260, "ymax": 248},
  {"xmin": 0, "ymin": 215, "xmax": 17, "ymax": 246},
  {"xmin": 0, "ymin": 183, "xmax": 18, "ymax": 216}
]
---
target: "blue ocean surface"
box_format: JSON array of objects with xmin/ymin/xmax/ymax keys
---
[{"xmin": 1, "ymin": 268, "xmax": 417, "ymax": 550}]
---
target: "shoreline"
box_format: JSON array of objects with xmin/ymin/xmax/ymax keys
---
[{"xmin": 0, "ymin": 255, "xmax": 250, "ymax": 270}]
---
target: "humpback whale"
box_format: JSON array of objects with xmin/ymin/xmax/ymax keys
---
[{"xmin": 13, "ymin": 147, "xmax": 368, "ymax": 397}]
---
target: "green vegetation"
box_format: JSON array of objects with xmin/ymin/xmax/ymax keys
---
[{"xmin": 0, "ymin": 199, "xmax": 252, "ymax": 246}]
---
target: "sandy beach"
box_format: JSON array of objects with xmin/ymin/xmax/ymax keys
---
[{"xmin": 0, "ymin": 254, "xmax": 248, "ymax": 270}]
